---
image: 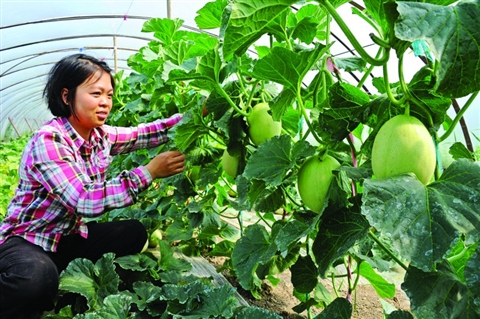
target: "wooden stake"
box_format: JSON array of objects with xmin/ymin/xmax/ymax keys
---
[
  {"xmin": 8, "ymin": 117, "xmax": 21, "ymax": 137},
  {"xmin": 25, "ymin": 118, "xmax": 33, "ymax": 131}
]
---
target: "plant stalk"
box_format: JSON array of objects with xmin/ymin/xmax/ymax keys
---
[
  {"xmin": 317, "ymin": 0, "xmax": 389, "ymax": 66},
  {"xmin": 298, "ymin": 90, "xmax": 323, "ymax": 145},
  {"xmin": 368, "ymin": 230, "xmax": 408, "ymax": 271},
  {"xmin": 215, "ymin": 83, "xmax": 250, "ymax": 117},
  {"xmin": 438, "ymin": 91, "xmax": 479, "ymax": 143},
  {"xmin": 382, "ymin": 59, "xmax": 406, "ymax": 106}
]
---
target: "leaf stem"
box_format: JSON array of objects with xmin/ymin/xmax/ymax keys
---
[
  {"xmin": 312, "ymin": 72, "xmax": 323, "ymax": 112},
  {"xmin": 357, "ymin": 48, "xmax": 381, "ymax": 89},
  {"xmin": 347, "ymin": 133, "xmax": 358, "ymax": 196},
  {"xmin": 368, "ymin": 230, "xmax": 408, "ymax": 271},
  {"xmin": 438, "ymin": 91, "xmax": 479, "ymax": 143},
  {"xmin": 246, "ymin": 80, "xmax": 260, "ymax": 108},
  {"xmin": 298, "ymin": 90, "xmax": 323, "ymax": 145},
  {"xmin": 370, "ymin": 33, "xmax": 391, "ymax": 49},
  {"xmin": 352, "ymin": 7, "xmax": 383, "ymax": 37},
  {"xmin": 346, "ymin": 255, "xmax": 352, "ymax": 301},
  {"xmin": 350, "ymin": 260, "xmax": 362, "ymax": 292},
  {"xmin": 394, "ymin": 54, "xmax": 434, "ymax": 126},
  {"xmin": 433, "ymin": 132, "xmax": 442, "ymax": 180},
  {"xmin": 317, "ymin": 0, "xmax": 389, "ymax": 66},
  {"xmin": 255, "ymin": 211, "xmax": 273, "ymax": 229},
  {"xmin": 214, "ymin": 206, "xmax": 240, "ymax": 219},
  {"xmin": 382, "ymin": 59, "xmax": 406, "ymax": 106},
  {"xmin": 331, "ymin": 272, "xmax": 340, "ymax": 298},
  {"xmin": 214, "ymin": 83, "xmax": 250, "ymax": 117},
  {"xmin": 202, "ymin": 124, "xmax": 226, "ymax": 146},
  {"xmin": 237, "ymin": 211, "xmax": 244, "ymax": 237},
  {"xmin": 282, "ymin": 185, "xmax": 303, "ymax": 207},
  {"xmin": 447, "ymin": 245, "xmax": 471, "ymax": 264},
  {"xmin": 397, "ymin": 53, "xmax": 410, "ymax": 101}
]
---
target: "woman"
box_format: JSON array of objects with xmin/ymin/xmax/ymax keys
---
[{"xmin": 0, "ymin": 54, "xmax": 185, "ymax": 318}]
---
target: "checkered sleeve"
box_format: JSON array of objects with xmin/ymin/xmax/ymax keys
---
[
  {"xmin": 107, "ymin": 113, "xmax": 183, "ymax": 154},
  {"xmin": 28, "ymin": 131, "xmax": 152, "ymax": 217}
]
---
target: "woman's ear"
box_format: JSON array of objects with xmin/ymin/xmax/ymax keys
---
[{"xmin": 61, "ymin": 88, "xmax": 69, "ymax": 105}]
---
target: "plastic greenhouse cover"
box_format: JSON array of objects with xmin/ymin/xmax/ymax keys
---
[
  {"xmin": 0, "ymin": 0, "xmax": 478, "ymax": 147},
  {"xmin": 0, "ymin": 0, "xmax": 209, "ymax": 140}
]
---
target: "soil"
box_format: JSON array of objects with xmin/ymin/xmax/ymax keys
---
[{"xmin": 206, "ymin": 256, "xmax": 411, "ymax": 319}]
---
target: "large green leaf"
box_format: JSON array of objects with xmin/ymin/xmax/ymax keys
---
[
  {"xmin": 158, "ymin": 240, "xmax": 193, "ymax": 272},
  {"xmin": 359, "ymin": 262, "xmax": 395, "ymax": 298},
  {"xmin": 291, "ymin": 255, "xmax": 318, "ymax": 294},
  {"xmin": 131, "ymin": 281, "xmax": 164, "ymax": 312},
  {"xmin": 362, "ymin": 159, "xmax": 480, "ymax": 272},
  {"xmin": 312, "ymin": 208, "xmax": 370, "ymax": 277},
  {"xmin": 164, "ymin": 34, "xmax": 219, "ymax": 65},
  {"xmin": 314, "ymin": 297, "xmax": 352, "ymax": 318},
  {"xmin": 395, "ymin": 0, "xmax": 480, "ymax": 98},
  {"xmin": 243, "ymin": 135, "xmax": 315, "ymax": 187},
  {"xmin": 465, "ymin": 246, "xmax": 480, "ymax": 315},
  {"xmin": 274, "ymin": 218, "xmax": 316, "ymax": 255},
  {"xmin": 402, "ymin": 263, "xmax": 480, "ymax": 318},
  {"xmin": 388, "ymin": 310, "xmax": 415, "ymax": 319},
  {"xmin": 142, "ymin": 18, "xmax": 184, "ymax": 45},
  {"xmin": 195, "ymin": 0, "xmax": 229, "ymax": 30},
  {"xmin": 237, "ymin": 179, "xmax": 279, "ymax": 212},
  {"xmin": 127, "ymin": 46, "xmax": 164, "ymax": 78},
  {"xmin": 115, "ymin": 253, "xmax": 158, "ymax": 272},
  {"xmin": 161, "ymin": 280, "xmax": 237, "ymax": 317},
  {"xmin": 59, "ymin": 253, "xmax": 119, "ymax": 311},
  {"xmin": 294, "ymin": 3, "xmax": 330, "ymax": 42},
  {"xmin": 250, "ymin": 43, "xmax": 327, "ymax": 96},
  {"xmin": 318, "ymin": 82, "xmax": 370, "ymax": 143},
  {"xmin": 231, "ymin": 224, "xmax": 278, "ymax": 292},
  {"xmin": 222, "ymin": 0, "xmax": 299, "ymax": 60},
  {"xmin": 180, "ymin": 284, "xmax": 238, "ymax": 318},
  {"xmin": 86, "ymin": 294, "xmax": 132, "ymax": 319},
  {"xmin": 168, "ymin": 111, "xmax": 210, "ymax": 152},
  {"xmin": 363, "ymin": 0, "xmax": 389, "ymax": 37}
]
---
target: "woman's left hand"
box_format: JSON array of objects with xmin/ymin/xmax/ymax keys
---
[{"xmin": 145, "ymin": 151, "xmax": 185, "ymax": 179}]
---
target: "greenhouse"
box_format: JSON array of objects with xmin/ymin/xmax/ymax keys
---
[{"xmin": 1, "ymin": 0, "xmax": 479, "ymax": 318}]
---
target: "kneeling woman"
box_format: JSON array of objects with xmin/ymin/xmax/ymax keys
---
[{"xmin": 0, "ymin": 54, "xmax": 185, "ymax": 318}]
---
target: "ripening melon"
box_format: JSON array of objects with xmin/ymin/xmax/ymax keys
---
[
  {"xmin": 247, "ymin": 103, "xmax": 282, "ymax": 145},
  {"xmin": 371, "ymin": 114, "xmax": 436, "ymax": 185},
  {"xmin": 297, "ymin": 154, "xmax": 340, "ymax": 213}
]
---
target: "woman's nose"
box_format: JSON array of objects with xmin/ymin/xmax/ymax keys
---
[{"xmin": 99, "ymin": 95, "xmax": 110, "ymax": 106}]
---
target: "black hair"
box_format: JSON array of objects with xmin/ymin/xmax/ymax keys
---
[{"xmin": 43, "ymin": 53, "xmax": 115, "ymax": 118}]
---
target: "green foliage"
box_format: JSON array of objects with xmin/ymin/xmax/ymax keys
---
[
  {"xmin": 46, "ymin": 251, "xmax": 282, "ymax": 318},
  {"xmin": 0, "ymin": 0, "xmax": 472, "ymax": 318},
  {"xmin": 363, "ymin": 160, "xmax": 480, "ymax": 272},
  {"xmin": 0, "ymin": 134, "xmax": 29, "ymax": 220},
  {"xmin": 99, "ymin": 0, "xmax": 480, "ymax": 316}
]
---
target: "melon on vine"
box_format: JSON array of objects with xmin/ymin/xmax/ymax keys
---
[
  {"xmin": 371, "ymin": 114, "xmax": 436, "ymax": 185},
  {"xmin": 297, "ymin": 154, "xmax": 340, "ymax": 213},
  {"xmin": 247, "ymin": 102, "xmax": 282, "ymax": 145},
  {"xmin": 222, "ymin": 149, "xmax": 240, "ymax": 177}
]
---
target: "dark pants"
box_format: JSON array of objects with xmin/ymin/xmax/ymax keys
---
[{"xmin": 0, "ymin": 220, "xmax": 147, "ymax": 319}]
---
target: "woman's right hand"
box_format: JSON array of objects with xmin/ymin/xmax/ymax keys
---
[{"xmin": 145, "ymin": 150, "xmax": 185, "ymax": 180}]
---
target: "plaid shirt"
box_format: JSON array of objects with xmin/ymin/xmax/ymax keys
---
[{"xmin": 0, "ymin": 114, "xmax": 182, "ymax": 252}]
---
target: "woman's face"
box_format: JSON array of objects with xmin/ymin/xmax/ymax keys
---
[{"xmin": 63, "ymin": 70, "xmax": 113, "ymax": 140}]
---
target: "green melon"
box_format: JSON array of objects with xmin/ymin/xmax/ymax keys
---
[
  {"xmin": 297, "ymin": 154, "xmax": 340, "ymax": 213},
  {"xmin": 247, "ymin": 102, "xmax": 282, "ymax": 146},
  {"xmin": 222, "ymin": 149, "xmax": 240, "ymax": 177},
  {"xmin": 371, "ymin": 114, "xmax": 436, "ymax": 185}
]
